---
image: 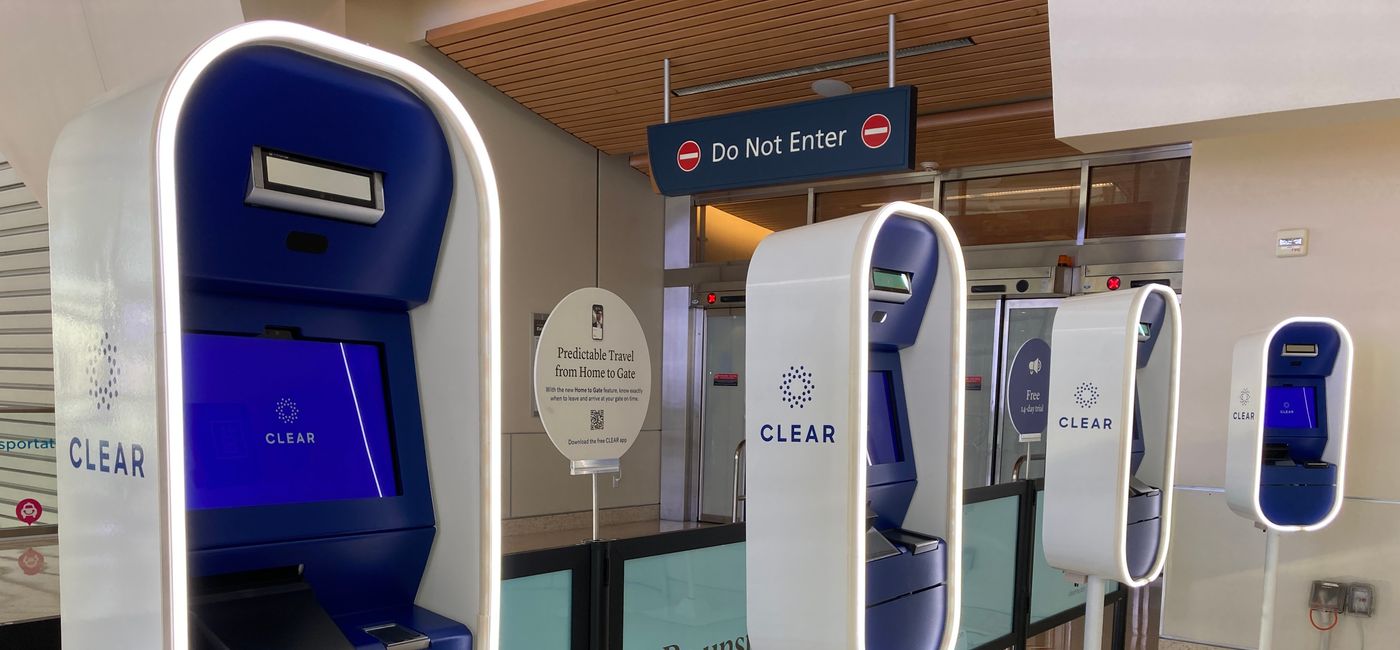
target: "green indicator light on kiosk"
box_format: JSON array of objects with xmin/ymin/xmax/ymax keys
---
[{"xmin": 871, "ymin": 268, "xmax": 912, "ymax": 294}]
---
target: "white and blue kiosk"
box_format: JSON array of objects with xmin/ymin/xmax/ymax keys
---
[
  {"xmin": 745, "ymin": 202, "xmax": 966, "ymax": 650},
  {"xmin": 49, "ymin": 22, "xmax": 501, "ymax": 650},
  {"xmin": 1042, "ymin": 285, "xmax": 1180, "ymax": 650},
  {"xmin": 1224, "ymin": 318, "xmax": 1353, "ymax": 650}
]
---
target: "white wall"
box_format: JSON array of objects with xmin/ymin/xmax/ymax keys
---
[
  {"xmin": 0, "ymin": 0, "xmax": 243, "ymax": 195},
  {"xmin": 1048, "ymin": 0, "xmax": 1400, "ymax": 152},
  {"xmin": 342, "ymin": 0, "xmax": 666, "ymax": 518},
  {"xmin": 1161, "ymin": 118, "xmax": 1400, "ymax": 649}
]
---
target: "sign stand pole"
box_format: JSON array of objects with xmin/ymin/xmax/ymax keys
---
[
  {"xmin": 1259, "ymin": 528, "xmax": 1280, "ymax": 650},
  {"xmin": 592, "ymin": 473, "xmax": 600, "ymax": 541},
  {"xmin": 572, "ymin": 459, "xmax": 621, "ymax": 541}
]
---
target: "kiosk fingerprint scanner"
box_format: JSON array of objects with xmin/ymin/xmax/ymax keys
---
[
  {"xmin": 50, "ymin": 22, "xmax": 500, "ymax": 650},
  {"xmin": 747, "ymin": 202, "xmax": 966, "ymax": 650},
  {"xmin": 1043, "ymin": 285, "xmax": 1180, "ymax": 589},
  {"xmin": 1226, "ymin": 318, "xmax": 1353, "ymax": 531}
]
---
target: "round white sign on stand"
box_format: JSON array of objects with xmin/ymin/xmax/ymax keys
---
[{"xmin": 533, "ymin": 287, "xmax": 652, "ymax": 476}]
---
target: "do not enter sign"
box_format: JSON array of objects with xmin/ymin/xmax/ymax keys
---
[
  {"xmin": 861, "ymin": 114, "xmax": 891, "ymax": 149},
  {"xmin": 677, "ymin": 140, "xmax": 701, "ymax": 172}
]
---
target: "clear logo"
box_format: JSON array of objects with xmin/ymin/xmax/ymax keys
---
[
  {"xmin": 86, "ymin": 331, "xmax": 120, "ymax": 411},
  {"xmin": 780, "ymin": 365, "xmax": 814, "ymax": 409},
  {"xmin": 275, "ymin": 397, "xmax": 300, "ymax": 424},
  {"xmin": 1073, "ymin": 381, "xmax": 1100, "ymax": 408}
]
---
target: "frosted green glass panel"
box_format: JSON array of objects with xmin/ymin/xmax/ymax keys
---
[
  {"xmin": 622, "ymin": 542, "xmax": 749, "ymax": 650},
  {"xmin": 501, "ymin": 569, "xmax": 571, "ymax": 650},
  {"xmin": 957, "ymin": 494, "xmax": 1019, "ymax": 649}
]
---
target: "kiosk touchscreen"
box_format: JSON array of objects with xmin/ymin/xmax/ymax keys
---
[
  {"xmin": 50, "ymin": 22, "xmax": 501, "ymax": 650},
  {"xmin": 746, "ymin": 202, "xmax": 967, "ymax": 650},
  {"xmin": 1226, "ymin": 318, "xmax": 1353, "ymax": 531},
  {"xmin": 1042, "ymin": 285, "xmax": 1180, "ymax": 649}
]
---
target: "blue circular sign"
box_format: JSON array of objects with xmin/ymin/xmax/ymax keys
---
[{"xmin": 1007, "ymin": 338, "xmax": 1052, "ymax": 437}]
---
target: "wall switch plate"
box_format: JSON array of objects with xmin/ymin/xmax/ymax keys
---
[
  {"xmin": 1277, "ymin": 228, "xmax": 1309, "ymax": 257},
  {"xmin": 1311, "ymin": 580, "xmax": 1347, "ymax": 612},
  {"xmin": 1347, "ymin": 582, "xmax": 1375, "ymax": 617}
]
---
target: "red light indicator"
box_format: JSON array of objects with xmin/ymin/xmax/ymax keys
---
[
  {"xmin": 1106, "ymin": 276, "xmax": 1122, "ymax": 291},
  {"xmin": 706, "ymin": 292, "xmax": 717, "ymax": 304}
]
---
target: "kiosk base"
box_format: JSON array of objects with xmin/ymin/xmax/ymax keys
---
[
  {"xmin": 1126, "ymin": 489, "xmax": 1162, "ymax": 580},
  {"xmin": 867, "ymin": 531, "xmax": 947, "ymax": 650},
  {"xmin": 191, "ymin": 568, "xmax": 472, "ymax": 650}
]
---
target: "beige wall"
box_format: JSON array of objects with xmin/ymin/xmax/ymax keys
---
[
  {"xmin": 1048, "ymin": 0, "xmax": 1400, "ymax": 152},
  {"xmin": 341, "ymin": 0, "xmax": 666, "ymax": 519},
  {"xmin": 0, "ymin": 0, "xmax": 243, "ymax": 195},
  {"xmin": 1162, "ymin": 117, "xmax": 1400, "ymax": 648}
]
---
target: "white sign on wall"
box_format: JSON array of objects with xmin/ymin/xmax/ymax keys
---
[{"xmin": 533, "ymin": 287, "xmax": 652, "ymax": 473}]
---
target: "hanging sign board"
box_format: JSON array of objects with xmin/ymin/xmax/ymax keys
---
[
  {"xmin": 533, "ymin": 288, "xmax": 652, "ymax": 473},
  {"xmin": 1007, "ymin": 338, "xmax": 1052, "ymax": 442},
  {"xmin": 646, "ymin": 86, "xmax": 916, "ymax": 195}
]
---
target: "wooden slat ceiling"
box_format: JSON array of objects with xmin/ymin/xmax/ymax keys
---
[{"xmin": 428, "ymin": 0, "xmax": 1079, "ymax": 175}]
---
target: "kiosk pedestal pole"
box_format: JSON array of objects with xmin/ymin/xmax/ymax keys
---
[
  {"xmin": 1084, "ymin": 575, "xmax": 1105, "ymax": 650},
  {"xmin": 1260, "ymin": 529, "xmax": 1280, "ymax": 650}
]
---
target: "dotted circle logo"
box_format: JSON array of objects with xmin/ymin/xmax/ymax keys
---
[
  {"xmin": 780, "ymin": 365, "xmax": 814, "ymax": 409},
  {"xmin": 275, "ymin": 398, "xmax": 300, "ymax": 424},
  {"xmin": 86, "ymin": 332, "xmax": 120, "ymax": 411},
  {"xmin": 1073, "ymin": 381, "xmax": 1100, "ymax": 408},
  {"xmin": 1239, "ymin": 388, "xmax": 1251, "ymax": 406}
]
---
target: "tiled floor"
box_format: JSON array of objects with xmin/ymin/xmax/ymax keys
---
[{"xmin": 0, "ymin": 534, "xmax": 58, "ymax": 625}]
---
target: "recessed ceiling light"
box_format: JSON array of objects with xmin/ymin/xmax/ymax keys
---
[{"xmin": 811, "ymin": 79, "xmax": 852, "ymax": 97}]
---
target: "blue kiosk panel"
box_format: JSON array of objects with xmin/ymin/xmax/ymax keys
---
[
  {"xmin": 1123, "ymin": 291, "xmax": 1168, "ymax": 580},
  {"xmin": 175, "ymin": 45, "xmax": 468, "ymax": 649},
  {"xmin": 1260, "ymin": 323, "xmax": 1342, "ymax": 526},
  {"xmin": 863, "ymin": 217, "xmax": 948, "ymax": 650}
]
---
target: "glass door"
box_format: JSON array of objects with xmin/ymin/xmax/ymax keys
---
[
  {"xmin": 964, "ymin": 301, "xmax": 1002, "ymax": 488},
  {"xmin": 993, "ymin": 299, "xmax": 1062, "ymax": 483},
  {"xmin": 697, "ymin": 308, "xmax": 746, "ymax": 523}
]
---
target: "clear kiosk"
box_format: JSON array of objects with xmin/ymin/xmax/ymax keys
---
[
  {"xmin": 745, "ymin": 202, "xmax": 967, "ymax": 650},
  {"xmin": 49, "ymin": 22, "xmax": 501, "ymax": 649},
  {"xmin": 1042, "ymin": 285, "xmax": 1181, "ymax": 650},
  {"xmin": 1224, "ymin": 317, "xmax": 1353, "ymax": 650}
]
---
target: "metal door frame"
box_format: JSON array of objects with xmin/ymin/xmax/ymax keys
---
[
  {"xmin": 967, "ymin": 300, "xmax": 1005, "ymax": 488},
  {"xmin": 696, "ymin": 305, "xmax": 745, "ymax": 524}
]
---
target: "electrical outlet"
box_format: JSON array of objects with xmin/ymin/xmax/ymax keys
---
[
  {"xmin": 1347, "ymin": 583, "xmax": 1375, "ymax": 617},
  {"xmin": 1311, "ymin": 580, "xmax": 1347, "ymax": 612}
]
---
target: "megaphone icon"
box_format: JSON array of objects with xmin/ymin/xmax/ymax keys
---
[{"xmin": 1028, "ymin": 358, "xmax": 1042, "ymax": 374}]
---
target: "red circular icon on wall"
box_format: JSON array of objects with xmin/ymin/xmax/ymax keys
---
[
  {"xmin": 861, "ymin": 114, "xmax": 892, "ymax": 149},
  {"xmin": 15, "ymin": 498, "xmax": 41, "ymax": 525},
  {"xmin": 676, "ymin": 140, "xmax": 701, "ymax": 172},
  {"xmin": 18, "ymin": 548, "xmax": 45, "ymax": 575}
]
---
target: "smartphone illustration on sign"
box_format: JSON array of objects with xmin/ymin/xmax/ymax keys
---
[{"xmin": 591, "ymin": 304, "xmax": 605, "ymax": 340}]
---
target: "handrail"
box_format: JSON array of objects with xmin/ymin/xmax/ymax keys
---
[
  {"xmin": 1011, "ymin": 452, "xmax": 1045, "ymax": 481},
  {"xmin": 732, "ymin": 439, "xmax": 746, "ymax": 523}
]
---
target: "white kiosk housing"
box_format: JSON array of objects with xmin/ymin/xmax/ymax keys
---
[
  {"xmin": 49, "ymin": 22, "xmax": 501, "ymax": 649},
  {"xmin": 1043, "ymin": 285, "xmax": 1180, "ymax": 647},
  {"xmin": 1223, "ymin": 317, "xmax": 1352, "ymax": 650},
  {"xmin": 745, "ymin": 202, "xmax": 967, "ymax": 650}
]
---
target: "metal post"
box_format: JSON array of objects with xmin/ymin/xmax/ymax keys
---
[
  {"xmin": 1260, "ymin": 529, "xmax": 1280, "ymax": 650},
  {"xmin": 592, "ymin": 473, "xmax": 601, "ymax": 540},
  {"xmin": 887, "ymin": 14, "xmax": 896, "ymax": 88},
  {"xmin": 663, "ymin": 58, "xmax": 671, "ymax": 123},
  {"xmin": 1084, "ymin": 575, "xmax": 1105, "ymax": 650}
]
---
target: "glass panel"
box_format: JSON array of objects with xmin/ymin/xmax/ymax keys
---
[
  {"xmin": 622, "ymin": 542, "xmax": 748, "ymax": 649},
  {"xmin": 940, "ymin": 169, "xmax": 1081, "ymax": 246},
  {"xmin": 814, "ymin": 183, "xmax": 932, "ymax": 222},
  {"xmin": 995, "ymin": 302, "xmax": 1059, "ymax": 483},
  {"xmin": 500, "ymin": 569, "xmax": 573, "ymax": 650},
  {"xmin": 957, "ymin": 494, "xmax": 1020, "ymax": 649},
  {"xmin": 963, "ymin": 304, "xmax": 998, "ymax": 488},
  {"xmin": 1085, "ymin": 158, "xmax": 1190, "ymax": 238},
  {"xmin": 699, "ymin": 195, "xmax": 807, "ymax": 263},
  {"xmin": 1030, "ymin": 490, "xmax": 1118, "ymax": 624},
  {"xmin": 699, "ymin": 311, "xmax": 746, "ymax": 522}
]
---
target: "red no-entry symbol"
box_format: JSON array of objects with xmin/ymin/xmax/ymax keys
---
[
  {"xmin": 861, "ymin": 114, "xmax": 892, "ymax": 149},
  {"xmin": 676, "ymin": 140, "xmax": 701, "ymax": 172}
]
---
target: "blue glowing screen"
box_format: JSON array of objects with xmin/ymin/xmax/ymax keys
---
[
  {"xmin": 183, "ymin": 333, "xmax": 399, "ymax": 510},
  {"xmin": 867, "ymin": 371, "xmax": 904, "ymax": 466},
  {"xmin": 1265, "ymin": 385, "xmax": 1317, "ymax": 430}
]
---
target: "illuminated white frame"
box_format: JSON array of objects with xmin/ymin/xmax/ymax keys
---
[
  {"xmin": 1042, "ymin": 284, "xmax": 1181, "ymax": 588},
  {"xmin": 153, "ymin": 21, "xmax": 502, "ymax": 648},
  {"xmin": 1225, "ymin": 317, "xmax": 1353, "ymax": 532},
  {"xmin": 744, "ymin": 201, "xmax": 966, "ymax": 650}
]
